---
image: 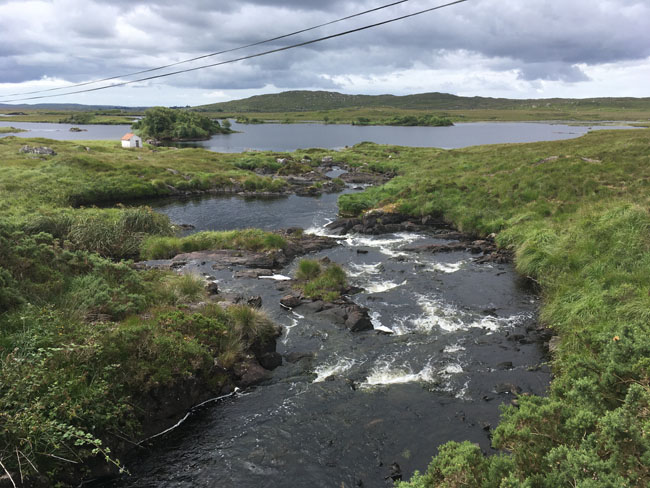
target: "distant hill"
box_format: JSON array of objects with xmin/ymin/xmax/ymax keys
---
[{"xmin": 196, "ymin": 90, "xmax": 650, "ymax": 113}]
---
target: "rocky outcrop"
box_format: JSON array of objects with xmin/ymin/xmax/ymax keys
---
[
  {"xmin": 326, "ymin": 211, "xmax": 449, "ymax": 236},
  {"xmin": 279, "ymin": 291, "xmax": 373, "ymax": 333},
  {"xmin": 19, "ymin": 145, "xmax": 56, "ymax": 156},
  {"xmin": 145, "ymin": 231, "xmax": 339, "ymax": 272},
  {"xmin": 404, "ymin": 238, "xmax": 512, "ymax": 264}
]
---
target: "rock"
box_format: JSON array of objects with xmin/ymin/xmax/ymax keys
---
[
  {"xmin": 547, "ymin": 336, "xmax": 561, "ymax": 354},
  {"xmin": 356, "ymin": 249, "xmax": 369, "ymax": 254},
  {"xmin": 301, "ymin": 300, "xmax": 325, "ymax": 313},
  {"xmin": 285, "ymin": 351, "xmax": 314, "ymax": 363},
  {"xmin": 19, "ymin": 145, "xmax": 56, "ymax": 156},
  {"xmin": 496, "ymin": 361, "xmax": 514, "ymax": 370},
  {"xmin": 259, "ymin": 352, "xmax": 282, "ymax": 370},
  {"xmin": 280, "ymin": 294, "xmax": 303, "ymax": 308},
  {"xmin": 69, "ymin": 127, "xmax": 87, "ymax": 132},
  {"xmin": 495, "ymin": 383, "xmax": 522, "ymax": 395},
  {"xmin": 234, "ymin": 360, "xmax": 271, "ymax": 387},
  {"xmin": 247, "ymin": 296, "xmax": 262, "ymax": 308},
  {"xmin": 166, "ymin": 168, "xmax": 180, "ymax": 174},
  {"xmin": 205, "ymin": 281, "xmax": 219, "ymax": 295},
  {"xmin": 321, "ymin": 156, "xmax": 334, "ymax": 164},
  {"xmin": 345, "ymin": 306, "xmax": 373, "ymax": 332}
]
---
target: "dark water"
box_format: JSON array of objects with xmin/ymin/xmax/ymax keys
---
[
  {"xmin": 105, "ymin": 193, "xmax": 550, "ymax": 487},
  {"xmin": 0, "ymin": 119, "xmax": 632, "ymax": 150}
]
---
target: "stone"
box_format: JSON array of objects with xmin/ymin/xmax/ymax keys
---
[
  {"xmin": 19, "ymin": 145, "xmax": 56, "ymax": 156},
  {"xmin": 205, "ymin": 281, "xmax": 219, "ymax": 295},
  {"xmin": 247, "ymin": 296, "xmax": 262, "ymax": 308},
  {"xmin": 280, "ymin": 294, "xmax": 303, "ymax": 308},
  {"xmin": 345, "ymin": 306, "xmax": 373, "ymax": 332},
  {"xmin": 259, "ymin": 352, "xmax": 282, "ymax": 370}
]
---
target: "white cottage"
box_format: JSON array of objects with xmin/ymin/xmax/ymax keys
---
[{"xmin": 121, "ymin": 133, "xmax": 142, "ymax": 148}]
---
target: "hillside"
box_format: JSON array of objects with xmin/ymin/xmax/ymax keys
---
[{"xmin": 196, "ymin": 90, "xmax": 650, "ymax": 113}]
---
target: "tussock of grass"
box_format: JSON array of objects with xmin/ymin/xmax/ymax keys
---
[
  {"xmin": 294, "ymin": 259, "xmax": 347, "ymax": 301},
  {"xmin": 140, "ymin": 229, "xmax": 287, "ymax": 260}
]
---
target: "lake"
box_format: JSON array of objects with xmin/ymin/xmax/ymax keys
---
[{"xmin": 0, "ymin": 119, "xmax": 634, "ymax": 151}]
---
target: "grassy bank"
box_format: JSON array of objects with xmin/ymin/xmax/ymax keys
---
[
  {"xmin": 332, "ymin": 130, "xmax": 650, "ymax": 486},
  {"xmin": 0, "ymin": 137, "xmax": 298, "ymax": 220},
  {"xmin": 0, "ymin": 138, "xmax": 310, "ymax": 485}
]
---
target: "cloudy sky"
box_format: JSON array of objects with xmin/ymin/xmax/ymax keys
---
[{"xmin": 1, "ymin": 0, "xmax": 649, "ymax": 106}]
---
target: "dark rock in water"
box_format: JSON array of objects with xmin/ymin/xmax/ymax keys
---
[
  {"xmin": 247, "ymin": 295, "xmax": 262, "ymax": 308},
  {"xmin": 259, "ymin": 352, "xmax": 282, "ymax": 370},
  {"xmin": 495, "ymin": 383, "xmax": 522, "ymax": 395},
  {"xmin": 285, "ymin": 351, "xmax": 314, "ymax": 363},
  {"xmin": 345, "ymin": 306, "xmax": 373, "ymax": 332},
  {"xmin": 69, "ymin": 127, "xmax": 87, "ymax": 132},
  {"xmin": 385, "ymin": 462, "xmax": 402, "ymax": 482},
  {"xmin": 301, "ymin": 300, "xmax": 325, "ymax": 313},
  {"xmin": 496, "ymin": 361, "xmax": 514, "ymax": 370},
  {"xmin": 234, "ymin": 268, "xmax": 273, "ymax": 279},
  {"xmin": 356, "ymin": 249, "xmax": 369, "ymax": 254},
  {"xmin": 205, "ymin": 281, "xmax": 219, "ymax": 295},
  {"xmin": 234, "ymin": 361, "xmax": 271, "ymax": 387},
  {"xmin": 280, "ymin": 294, "xmax": 303, "ymax": 308},
  {"xmin": 19, "ymin": 145, "xmax": 56, "ymax": 156}
]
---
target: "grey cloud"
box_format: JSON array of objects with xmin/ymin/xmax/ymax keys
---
[{"xmin": 1, "ymin": 0, "xmax": 650, "ymax": 101}]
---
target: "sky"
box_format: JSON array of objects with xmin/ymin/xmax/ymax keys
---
[{"xmin": 0, "ymin": 0, "xmax": 649, "ymax": 107}]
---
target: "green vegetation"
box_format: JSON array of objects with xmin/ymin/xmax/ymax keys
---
[
  {"xmin": 0, "ymin": 136, "xmax": 289, "ymax": 219},
  {"xmin": 333, "ymin": 130, "xmax": 650, "ymax": 486},
  {"xmin": 196, "ymin": 90, "xmax": 650, "ymax": 125},
  {"xmin": 141, "ymin": 229, "xmax": 287, "ymax": 259},
  {"xmin": 59, "ymin": 112, "xmax": 95, "ymax": 124},
  {"xmin": 294, "ymin": 259, "xmax": 348, "ymax": 301},
  {"xmin": 1, "ymin": 108, "xmax": 141, "ymax": 125},
  {"xmin": 353, "ymin": 114, "xmax": 453, "ymax": 127},
  {"xmin": 0, "ymin": 126, "xmax": 27, "ymax": 133},
  {"xmin": 0, "ymin": 137, "xmax": 307, "ymax": 485},
  {"xmin": 132, "ymin": 106, "xmax": 231, "ymax": 141}
]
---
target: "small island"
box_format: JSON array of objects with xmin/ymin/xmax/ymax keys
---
[
  {"xmin": 132, "ymin": 106, "xmax": 232, "ymax": 142},
  {"xmin": 0, "ymin": 126, "xmax": 27, "ymax": 134}
]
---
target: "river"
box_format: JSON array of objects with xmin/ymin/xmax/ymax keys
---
[
  {"xmin": 0, "ymin": 119, "xmax": 633, "ymax": 150},
  {"xmin": 100, "ymin": 190, "xmax": 550, "ymax": 488}
]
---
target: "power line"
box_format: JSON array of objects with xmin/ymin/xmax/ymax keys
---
[
  {"xmin": 0, "ymin": 0, "xmax": 468, "ymax": 104},
  {"xmin": 2, "ymin": 0, "xmax": 410, "ymax": 98}
]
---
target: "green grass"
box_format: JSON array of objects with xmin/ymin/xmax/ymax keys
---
[
  {"xmin": 0, "ymin": 126, "xmax": 27, "ymax": 133},
  {"xmin": 294, "ymin": 259, "xmax": 348, "ymax": 301},
  {"xmin": 140, "ymin": 229, "xmax": 287, "ymax": 259}
]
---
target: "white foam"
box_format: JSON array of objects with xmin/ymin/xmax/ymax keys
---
[
  {"xmin": 313, "ymin": 357, "xmax": 357, "ymax": 382},
  {"xmin": 259, "ymin": 274, "xmax": 292, "ymax": 281},
  {"xmin": 344, "ymin": 232, "xmax": 424, "ymax": 258},
  {"xmin": 281, "ymin": 317, "xmax": 300, "ymax": 344},
  {"xmin": 365, "ymin": 280, "xmax": 403, "ymax": 294},
  {"xmin": 411, "ymin": 294, "xmax": 531, "ymax": 334},
  {"xmin": 361, "ymin": 362, "xmax": 436, "ymax": 387},
  {"xmin": 444, "ymin": 364, "xmax": 464, "ymax": 374},
  {"xmin": 427, "ymin": 261, "xmax": 466, "ymax": 274},
  {"xmin": 443, "ymin": 344, "xmax": 465, "ymax": 354},
  {"xmin": 347, "ymin": 262, "xmax": 383, "ymax": 278}
]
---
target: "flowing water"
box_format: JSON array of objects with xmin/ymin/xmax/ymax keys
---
[{"xmin": 106, "ymin": 191, "xmax": 550, "ymax": 487}]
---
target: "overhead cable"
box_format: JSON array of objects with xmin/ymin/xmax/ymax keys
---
[
  {"xmin": 0, "ymin": 0, "xmax": 468, "ymax": 103},
  {"xmin": 2, "ymin": 0, "xmax": 410, "ymax": 97}
]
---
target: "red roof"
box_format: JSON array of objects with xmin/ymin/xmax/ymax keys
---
[{"xmin": 121, "ymin": 133, "xmax": 136, "ymax": 140}]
